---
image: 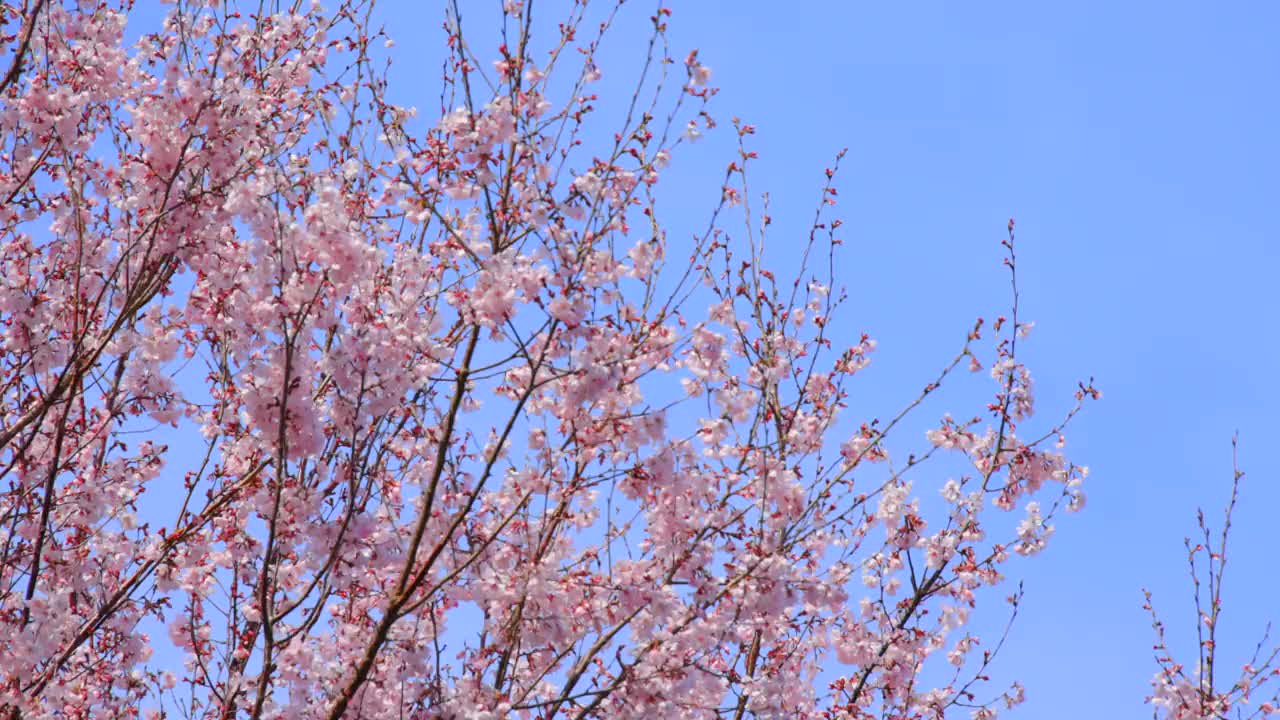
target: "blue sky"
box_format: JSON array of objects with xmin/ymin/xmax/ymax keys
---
[
  {"xmin": 369, "ymin": 0, "xmax": 1280, "ymax": 715},
  {"xmin": 362, "ymin": 0, "xmax": 1280, "ymax": 715},
  {"xmin": 638, "ymin": 1, "xmax": 1280, "ymax": 715}
]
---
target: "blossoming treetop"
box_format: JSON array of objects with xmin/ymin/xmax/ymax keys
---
[{"xmin": 1, "ymin": 2, "xmax": 1259, "ymax": 719}]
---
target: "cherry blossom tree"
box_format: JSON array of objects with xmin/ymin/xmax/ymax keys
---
[{"xmin": 0, "ymin": 1, "xmax": 1102, "ymax": 718}]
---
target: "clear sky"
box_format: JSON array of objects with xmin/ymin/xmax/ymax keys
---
[
  {"xmin": 366, "ymin": 1, "xmax": 1280, "ymax": 715},
  {"xmin": 118, "ymin": 1, "xmax": 1278, "ymax": 715},
  {"xmin": 614, "ymin": 2, "xmax": 1280, "ymax": 716},
  {"xmin": 355, "ymin": 0, "xmax": 1280, "ymax": 716}
]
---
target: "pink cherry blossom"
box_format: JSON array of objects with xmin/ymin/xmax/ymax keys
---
[{"xmin": 0, "ymin": 3, "xmax": 1174, "ymax": 720}]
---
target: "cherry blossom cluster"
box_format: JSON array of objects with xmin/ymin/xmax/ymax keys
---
[{"xmin": 0, "ymin": 2, "xmax": 1104, "ymax": 719}]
